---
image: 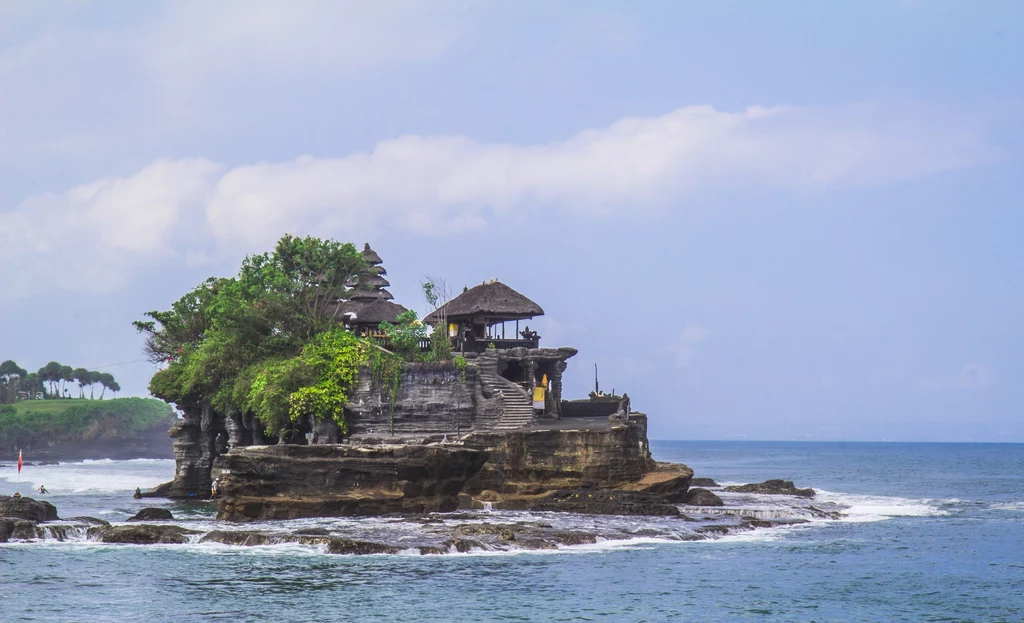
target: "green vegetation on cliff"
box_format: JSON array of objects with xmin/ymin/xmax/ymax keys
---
[
  {"xmin": 136, "ymin": 235, "xmax": 406, "ymax": 437},
  {"xmin": 0, "ymin": 397, "xmax": 173, "ymax": 449}
]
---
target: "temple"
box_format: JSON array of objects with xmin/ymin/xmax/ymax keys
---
[
  {"xmin": 320, "ymin": 244, "xmax": 629, "ymax": 438},
  {"xmin": 165, "ymin": 242, "xmax": 669, "ymax": 508}
]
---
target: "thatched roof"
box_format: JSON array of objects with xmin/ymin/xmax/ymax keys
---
[
  {"xmin": 346, "ymin": 243, "xmax": 393, "ymax": 300},
  {"xmin": 424, "ymin": 281, "xmax": 543, "ymax": 323},
  {"xmin": 361, "ymin": 243, "xmax": 382, "ymax": 265},
  {"xmin": 345, "ymin": 274, "xmax": 390, "ymax": 289},
  {"xmin": 335, "ymin": 298, "xmax": 408, "ymax": 325},
  {"xmin": 350, "ymin": 287, "xmax": 394, "ymax": 302}
]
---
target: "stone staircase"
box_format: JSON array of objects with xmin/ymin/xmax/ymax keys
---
[{"xmin": 476, "ymin": 350, "xmax": 536, "ymax": 430}]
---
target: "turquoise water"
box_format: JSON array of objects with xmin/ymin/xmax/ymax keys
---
[{"xmin": 1, "ymin": 442, "xmax": 1022, "ymax": 622}]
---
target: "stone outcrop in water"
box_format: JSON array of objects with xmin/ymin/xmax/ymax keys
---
[
  {"xmin": 723, "ymin": 479, "xmax": 816, "ymax": 498},
  {"xmin": 127, "ymin": 508, "xmax": 174, "ymax": 522},
  {"xmin": 690, "ymin": 477, "xmax": 719, "ymax": 487},
  {"xmin": 0, "ymin": 518, "xmax": 42, "ymax": 541},
  {"xmin": 533, "ymin": 487, "xmax": 681, "ymax": 516},
  {"xmin": 685, "ymin": 488, "xmax": 724, "ymax": 506},
  {"xmin": 214, "ymin": 443, "xmax": 489, "ymax": 521},
  {"xmin": 461, "ymin": 415, "xmax": 657, "ymax": 495},
  {"xmin": 89, "ymin": 524, "xmax": 201, "ymax": 544},
  {"xmin": 0, "ymin": 495, "xmax": 58, "ymax": 522}
]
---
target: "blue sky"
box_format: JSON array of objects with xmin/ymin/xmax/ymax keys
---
[{"xmin": 1, "ymin": 1, "xmax": 1022, "ymax": 441}]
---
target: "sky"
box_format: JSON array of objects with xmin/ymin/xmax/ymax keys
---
[{"xmin": 1, "ymin": 0, "xmax": 1022, "ymax": 442}]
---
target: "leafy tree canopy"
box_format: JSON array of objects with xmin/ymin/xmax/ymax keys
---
[{"xmin": 136, "ymin": 234, "xmax": 386, "ymax": 435}]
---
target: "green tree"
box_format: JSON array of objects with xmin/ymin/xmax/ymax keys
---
[
  {"xmin": 421, "ymin": 277, "xmax": 453, "ymax": 361},
  {"xmin": 98, "ymin": 372, "xmax": 118, "ymax": 399},
  {"xmin": 38, "ymin": 361, "xmax": 64, "ymax": 398},
  {"xmin": 72, "ymin": 368, "xmax": 90, "ymax": 399},
  {"xmin": 379, "ymin": 310, "xmax": 427, "ymax": 361},
  {"xmin": 136, "ymin": 235, "xmax": 369, "ymax": 437},
  {"xmin": 20, "ymin": 373, "xmax": 43, "ymax": 398},
  {"xmin": 0, "ymin": 360, "xmax": 28, "ymax": 404},
  {"xmin": 58, "ymin": 365, "xmax": 74, "ymax": 398}
]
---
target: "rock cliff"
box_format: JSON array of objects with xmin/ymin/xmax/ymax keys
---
[
  {"xmin": 214, "ymin": 443, "xmax": 488, "ymax": 521},
  {"xmin": 461, "ymin": 414, "xmax": 657, "ymax": 495}
]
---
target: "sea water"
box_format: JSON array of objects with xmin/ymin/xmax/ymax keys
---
[{"xmin": 1, "ymin": 442, "xmax": 1022, "ymax": 622}]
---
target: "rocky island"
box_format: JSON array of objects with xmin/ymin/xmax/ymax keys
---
[{"xmin": 136, "ymin": 237, "xmax": 695, "ymax": 520}]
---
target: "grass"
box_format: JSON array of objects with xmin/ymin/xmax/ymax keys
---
[
  {"xmin": 11, "ymin": 398, "xmax": 99, "ymax": 416},
  {"xmin": 0, "ymin": 397, "xmax": 175, "ymax": 449}
]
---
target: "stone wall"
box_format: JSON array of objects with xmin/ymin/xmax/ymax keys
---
[
  {"xmin": 461, "ymin": 413, "xmax": 656, "ymax": 495},
  {"xmin": 344, "ymin": 362, "xmax": 496, "ymax": 436}
]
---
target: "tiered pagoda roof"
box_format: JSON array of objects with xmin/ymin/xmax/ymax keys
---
[{"xmin": 335, "ymin": 243, "xmax": 407, "ymax": 327}]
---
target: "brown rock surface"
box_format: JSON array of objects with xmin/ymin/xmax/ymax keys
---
[
  {"xmin": 685, "ymin": 488, "xmax": 724, "ymax": 506},
  {"xmin": 462, "ymin": 420, "xmax": 656, "ymax": 496},
  {"xmin": 619, "ymin": 462, "xmax": 693, "ymax": 502},
  {"xmin": 91, "ymin": 524, "xmax": 201, "ymax": 544},
  {"xmin": 723, "ymin": 479, "xmax": 815, "ymax": 498},
  {"xmin": 215, "ymin": 443, "xmax": 488, "ymax": 521},
  {"xmin": 0, "ymin": 495, "xmax": 59, "ymax": 522},
  {"xmin": 127, "ymin": 508, "xmax": 174, "ymax": 522},
  {"xmin": 533, "ymin": 488, "xmax": 681, "ymax": 516}
]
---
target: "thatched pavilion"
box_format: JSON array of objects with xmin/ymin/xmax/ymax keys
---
[{"xmin": 425, "ymin": 280, "xmax": 544, "ymax": 353}]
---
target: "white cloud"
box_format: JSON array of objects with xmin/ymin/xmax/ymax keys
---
[
  {"xmin": 672, "ymin": 324, "xmax": 709, "ymax": 366},
  {"xmin": 916, "ymin": 363, "xmax": 994, "ymax": 391},
  {"xmin": 0, "ymin": 0, "xmax": 465, "ymax": 166},
  {"xmin": 147, "ymin": 1, "xmax": 457, "ymax": 79},
  {"xmin": 955, "ymin": 363, "xmax": 993, "ymax": 389},
  {"xmin": 0, "ymin": 159, "xmax": 221, "ymax": 296},
  {"xmin": 0, "ymin": 101, "xmax": 999, "ymax": 298}
]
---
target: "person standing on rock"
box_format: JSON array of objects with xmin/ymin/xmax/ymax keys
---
[{"xmin": 210, "ymin": 478, "xmax": 220, "ymax": 498}]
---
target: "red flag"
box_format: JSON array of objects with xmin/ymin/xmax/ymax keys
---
[{"xmin": 17, "ymin": 450, "xmax": 23, "ymax": 473}]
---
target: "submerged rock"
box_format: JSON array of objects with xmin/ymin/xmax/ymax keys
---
[
  {"xmin": 66, "ymin": 516, "xmax": 111, "ymax": 527},
  {"xmin": 534, "ymin": 488, "xmax": 680, "ymax": 516},
  {"xmin": 690, "ymin": 478, "xmax": 719, "ymax": 487},
  {"xmin": 685, "ymin": 488, "xmax": 724, "ymax": 507},
  {"xmin": 323, "ymin": 539, "xmax": 402, "ymax": 556},
  {"xmin": 139, "ymin": 481, "xmax": 174, "ymax": 498},
  {"xmin": 444, "ymin": 538, "xmax": 483, "ymax": 553},
  {"xmin": 0, "ymin": 495, "xmax": 59, "ymax": 522},
  {"xmin": 723, "ymin": 480, "xmax": 815, "ymax": 498},
  {"xmin": 200, "ymin": 530, "xmax": 274, "ymax": 546},
  {"xmin": 292, "ymin": 527, "xmax": 330, "ymax": 536},
  {"xmin": 127, "ymin": 508, "xmax": 174, "ymax": 522},
  {"xmin": 91, "ymin": 524, "xmax": 201, "ymax": 544},
  {"xmin": 0, "ymin": 518, "xmax": 42, "ymax": 542}
]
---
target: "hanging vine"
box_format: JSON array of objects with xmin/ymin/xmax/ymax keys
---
[{"xmin": 366, "ymin": 345, "xmax": 404, "ymax": 434}]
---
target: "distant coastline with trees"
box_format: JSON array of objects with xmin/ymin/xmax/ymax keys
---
[
  {"xmin": 1, "ymin": 360, "xmax": 121, "ymax": 403},
  {"xmin": 0, "ymin": 360, "xmax": 174, "ymax": 459}
]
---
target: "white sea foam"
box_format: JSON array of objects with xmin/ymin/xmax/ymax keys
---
[
  {"xmin": 991, "ymin": 501, "xmax": 1024, "ymax": 512},
  {"xmin": 0, "ymin": 458, "xmax": 175, "ymax": 494},
  {"xmin": 814, "ymin": 489, "xmax": 948, "ymax": 522}
]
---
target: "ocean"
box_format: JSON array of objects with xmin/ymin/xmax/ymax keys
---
[{"xmin": 1, "ymin": 441, "xmax": 1022, "ymax": 622}]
